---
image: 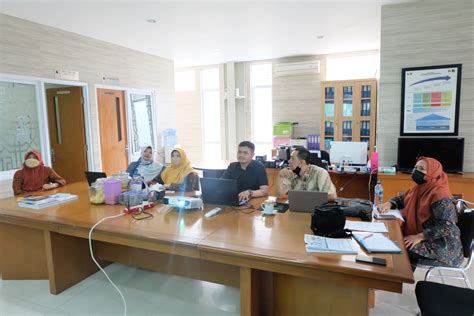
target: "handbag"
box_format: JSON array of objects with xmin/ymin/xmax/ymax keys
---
[
  {"xmin": 337, "ymin": 198, "xmax": 373, "ymax": 221},
  {"xmin": 311, "ymin": 203, "xmax": 351, "ymax": 238}
]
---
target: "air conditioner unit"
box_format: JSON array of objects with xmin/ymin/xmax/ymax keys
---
[{"xmin": 275, "ymin": 60, "xmax": 320, "ymax": 77}]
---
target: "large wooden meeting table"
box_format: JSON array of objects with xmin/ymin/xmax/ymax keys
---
[{"xmin": 0, "ymin": 182, "xmax": 414, "ymax": 315}]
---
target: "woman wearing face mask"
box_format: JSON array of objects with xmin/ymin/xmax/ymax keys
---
[
  {"xmin": 12, "ymin": 150, "xmax": 66, "ymax": 195},
  {"xmin": 148, "ymin": 148, "xmax": 199, "ymax": 192},
  {"xmin": 126, "ymin": 146, "xmax": 164, "ymax": 185},
  {"xmin": 379, "ymin": 157, "xmax": 463, "ymax": 269}
]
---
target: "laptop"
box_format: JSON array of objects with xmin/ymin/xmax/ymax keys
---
[
  {"xmin": 84, "ymin": 171, "xmax": 107, "ymax": 186},
  {"xmin": 200, "ymin": 178, "xmax": 240, "ymax": 206},
  {"xmin": 288, "ymin": 190, "xmax": 328, "ymax": 213}
]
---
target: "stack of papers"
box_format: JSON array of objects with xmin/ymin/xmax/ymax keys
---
[
  {"xmin": 352, "ymin": 232, "xmax": 401, "ymax": 253},
  {"xmin": 304, "ymin": 234, "xmax": 358, "ymax": 254},
  {"xmin": 372, "ymin": 205, "xmax": 405, "ymax": 221},
  {"xmin": 18, "ymin": 193, "xmax": 78, "ymax": 209},
  {"xmin": 344, "ymin": 220, "xmax": 388, "ymax": 232}
]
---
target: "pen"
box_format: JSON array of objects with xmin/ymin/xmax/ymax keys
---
[{"xmin": 363, "ymin": 233, "xmax": 373, "ymax": 240}]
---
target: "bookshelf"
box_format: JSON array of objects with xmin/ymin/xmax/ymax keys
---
[{"xmin": 320, "ymin": 79, "xmax": 377, "ymax": 155}]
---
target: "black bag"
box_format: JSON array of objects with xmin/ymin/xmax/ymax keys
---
[
  {"xmin": 337, "ymin": 198, "xmax": 373, "ymax": 221},
  {"xmin": 311, "ymin": 203, "xmax": 351, "ymax": 238}
]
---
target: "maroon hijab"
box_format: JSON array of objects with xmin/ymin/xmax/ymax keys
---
[
  {"xmin": 21, "ymin": 150, "xmax": 48, "ymax": 192},
  {"xmin": 401, "ymin": 157, "xmax": 452, "ymax": 235}
]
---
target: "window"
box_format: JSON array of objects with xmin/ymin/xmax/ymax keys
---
[
  {"xmin": 129, "ymin": 92, "xmax": 156, "ymax": 161},
  {"xmin": 200, "ymin": 68, "xmax": 221, "ymax": 161},
  {"xmin": 326, "ymin": 55, "xmax": 380, "ymax": 81},
  {"xmin": 175, "ymin": 70, "xmax": 196, "ymax": 92},
  {"xmin": 250, "ymin": 64, "xmax": 272, "ymax": 157},
  {"xmin": 0, "ymin": 79, "xmax": 44, "ymax": 177}
]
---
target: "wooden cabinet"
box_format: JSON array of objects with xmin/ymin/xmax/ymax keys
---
[{"xmin": 320, "ymin": 79, "xmax": 377, "ymax": 154}]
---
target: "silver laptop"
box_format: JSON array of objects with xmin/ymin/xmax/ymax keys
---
[{"xmin": 288, "ymin": 190, "xmax": 328, "ymax": 213}]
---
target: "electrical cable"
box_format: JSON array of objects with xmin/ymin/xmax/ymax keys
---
[{"xmin": 88, "ymin": 212, "xmax": 128, "ymax": 316}]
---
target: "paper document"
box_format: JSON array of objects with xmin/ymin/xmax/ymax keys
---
[
  {"xmin": 372, "ymin": 205, "xmax": 405, "ymax": 221},
  {"xmin": 304, "ymin": 234, "xmax": 358, "ymax": 254},
  {"xmin": 344, "ymin": 220, "xmax": 388, "ymax": 233},
  {"xmin": 352, "ymin": 232, "xmax": 401, "ymax": 253}
]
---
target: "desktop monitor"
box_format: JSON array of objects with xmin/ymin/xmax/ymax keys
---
[{"xmin": 330, "ymin": 141, "xmax": 368, "ymax": 166}]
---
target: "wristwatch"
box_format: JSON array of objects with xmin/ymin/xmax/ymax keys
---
[{"xmin": 248, "ymin": 190, "xmax": 253, "ymax": 197}]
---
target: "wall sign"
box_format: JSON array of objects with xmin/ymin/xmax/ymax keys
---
[{"xmin": 400, "ymin": 64, "xmax": 462, "ymax": 136}]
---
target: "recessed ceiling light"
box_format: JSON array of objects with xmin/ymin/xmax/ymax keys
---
[
  {"xmin": 146, "ymin": 19, "xmax": 157, "ymax": 24},
  {"xmin": 317, "ymin": 35, "xmax": 324, "ymax": 39}
]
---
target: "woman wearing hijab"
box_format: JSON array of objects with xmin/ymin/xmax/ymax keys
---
[
  {"xmin": 149, "ymin": 148, "xmax": 199, "ymax": 192},
  {"xmin": 380, "ymin": 157, "xmax": 463, "ymax": 269},
  {"xmin": 12, "ymin": 150, "xmax": 66, "ymax": 195},
  {"xmin": 126, "ymin": 146, "xmax": 164, "ymax": 185}
]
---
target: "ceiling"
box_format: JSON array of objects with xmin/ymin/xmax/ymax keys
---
[{"xmin": 0, "ymin": 0, "xmax": 413, "ymax": 67}]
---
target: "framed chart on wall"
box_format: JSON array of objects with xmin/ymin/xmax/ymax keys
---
[{"xmin": 400, "ymin": 64, "xmax": 462, "ymax": 136}]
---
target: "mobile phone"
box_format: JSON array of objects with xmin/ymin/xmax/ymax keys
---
[{"xmin": 355, "ymin": 254, "xmax": 387, "ymax": 266}]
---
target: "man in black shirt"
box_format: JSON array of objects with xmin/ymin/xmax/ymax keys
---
[{"xmin": 221, "ymin": 141, "xmax": 269, "ymax": 202}]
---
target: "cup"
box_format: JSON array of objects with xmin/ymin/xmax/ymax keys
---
[{"xmin": 261, "ymin": 200, "xmax": 275, "ymax": 215}]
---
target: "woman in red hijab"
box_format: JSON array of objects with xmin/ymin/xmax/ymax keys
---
[
  {"xmin": 12, "ymin": 150, "xmax": 66, "ymax": 195},
  {"xmin": 380, "ymin": 157, "xmax": 463, "ymax": 269}
]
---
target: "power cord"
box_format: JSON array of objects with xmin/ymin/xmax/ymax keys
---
[{"xmin": 88, "ymin": 213, "xmax": 128, "ymax": 316}]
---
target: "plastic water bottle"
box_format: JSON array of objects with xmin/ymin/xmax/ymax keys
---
[
  {"xmin": 131, "ymin": 175, "xmax": 143, "ymax": 192},
  {"xmin": 374, "ymin": 181, "xmax": 383, "ymax": 210}
]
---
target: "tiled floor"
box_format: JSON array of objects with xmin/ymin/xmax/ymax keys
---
[{"xmin": 0, "ymin": 262, "xmax": 472, "ymax": 315}]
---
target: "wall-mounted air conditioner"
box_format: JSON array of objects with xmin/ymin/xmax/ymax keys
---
[{"xmin": 274, "ymin": 60, "xmax": 320, "ymax": 77}]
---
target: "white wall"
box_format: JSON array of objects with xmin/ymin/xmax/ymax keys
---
[
  {"xmin": 0, "ymin": 14, "xmax": 176, "ymax": 197},
  {"xmin": 378, "ymin": 0, "xmax": 474, "ymax": 171}
]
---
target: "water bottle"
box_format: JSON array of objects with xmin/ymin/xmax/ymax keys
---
[
  {"xmin": 374, "ymin": 181, "xmax": 384, "ymax": 210},
  {"xmin": 131, "ymin": 175, "xmax": 143, "ymax": 192}
]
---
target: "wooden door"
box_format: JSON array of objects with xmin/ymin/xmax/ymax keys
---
[
  {"xmin": 46, "ymin": 86, "xmax": 88, "ymax": 183},
  {"xmin": 97, "ymin": 89, "xmax": 128, "ymax": 174}
]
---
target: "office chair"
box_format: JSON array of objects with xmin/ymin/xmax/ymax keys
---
[
  {"xmin": 202, "ymin": 169, "xmax": 226, "ymax": 179},
  {"xmin": 417, "ymin": 205, "xmax": 474, "ymax": 289},
  {"xmin": 415, "ymin": 281, "xmax": 474, "ymax": 316}
]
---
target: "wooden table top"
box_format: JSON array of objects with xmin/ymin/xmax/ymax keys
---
[{"xmin": 0, "ymin": 182, "xmax": 414, "ymax": 288}]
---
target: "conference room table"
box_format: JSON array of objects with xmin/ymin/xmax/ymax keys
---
[{"xmin": 0, "ymin": 182, "xmax": 414, "ymax": 315}]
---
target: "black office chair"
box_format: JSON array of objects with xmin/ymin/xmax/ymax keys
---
[
  {"xmin": 418, "ymin": 205, "xmax": 474, "ymax": 288},
  {"xmin": 416, "ymin": 281, "xmax": 474, "ymax": 316}
]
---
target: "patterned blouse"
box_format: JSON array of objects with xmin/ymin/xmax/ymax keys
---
[
  {"xmin": 389, "ymin": 194, "xmax": 464, "ymax": 267},
  {"xmin": 150, "ymin": 172, "xmax": 200, "ymax": 192}
]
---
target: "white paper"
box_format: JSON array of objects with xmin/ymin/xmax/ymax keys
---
[
  {"xmin": 372, "ymin": 205, "xmax": 405, "ymax": 222},
  {"xmin": 304, "ymin": 234, "xmax": 358, "ymax": 254},
  {"xmin": 344, "ymin": 220, "xmax": 388, "ymax": 233}
]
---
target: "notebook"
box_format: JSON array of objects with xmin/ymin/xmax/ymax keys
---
[
  {"xmin": 304, "ymin": 234, "xmax": 358, "ymax": 254},
  {"xmin": 18, "ymin": 193, "xmax": 78, "ymax": 209},
  {"xmin": 352, "ymin": 232, "xmax": 401, "ymax": 253}
]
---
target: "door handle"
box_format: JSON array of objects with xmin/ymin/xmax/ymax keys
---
[
  {"xmin": 124, "ymin": 145, "xmax": 129, "ymax": 154},
  {"xmin": 51, "ymin": 148, "xmax": 56, "ymax": 163}
]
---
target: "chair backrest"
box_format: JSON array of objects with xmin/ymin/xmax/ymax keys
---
[
  {"xmin": 458, "ymin": 211, "xmax": 474, "ymax": 258},
  {"xmin": 320, "ymin": 150, "xmax": 330, "ymax": 165},
  {"xmin": 202, "ymin": 169, "xmax": 226, "ymax": 179}
]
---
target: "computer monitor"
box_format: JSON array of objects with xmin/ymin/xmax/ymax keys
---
[
  {"xmin": 397, "ymin": 137, "xmax": 464, "ymax": 173},
  {"xmin": 330, "ymin": 141, "xmax": 368, "ymax": 166}
]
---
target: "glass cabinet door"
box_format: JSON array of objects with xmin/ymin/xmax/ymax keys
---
[
  {"xmin": 324, "ymin": 87, "xmax": 335, "ymax": 117},
  {"xmin": 360, "ymin": 85, "xmax": 371, "ymax": 117},
  {"xmin": 342, "ymin": 86, "xmax": 353, "ymax": 117}
]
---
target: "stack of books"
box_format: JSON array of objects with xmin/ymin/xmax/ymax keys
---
[{"xmin": 18, "ymin": 193, "xmax": 78, "ymax": 209}]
